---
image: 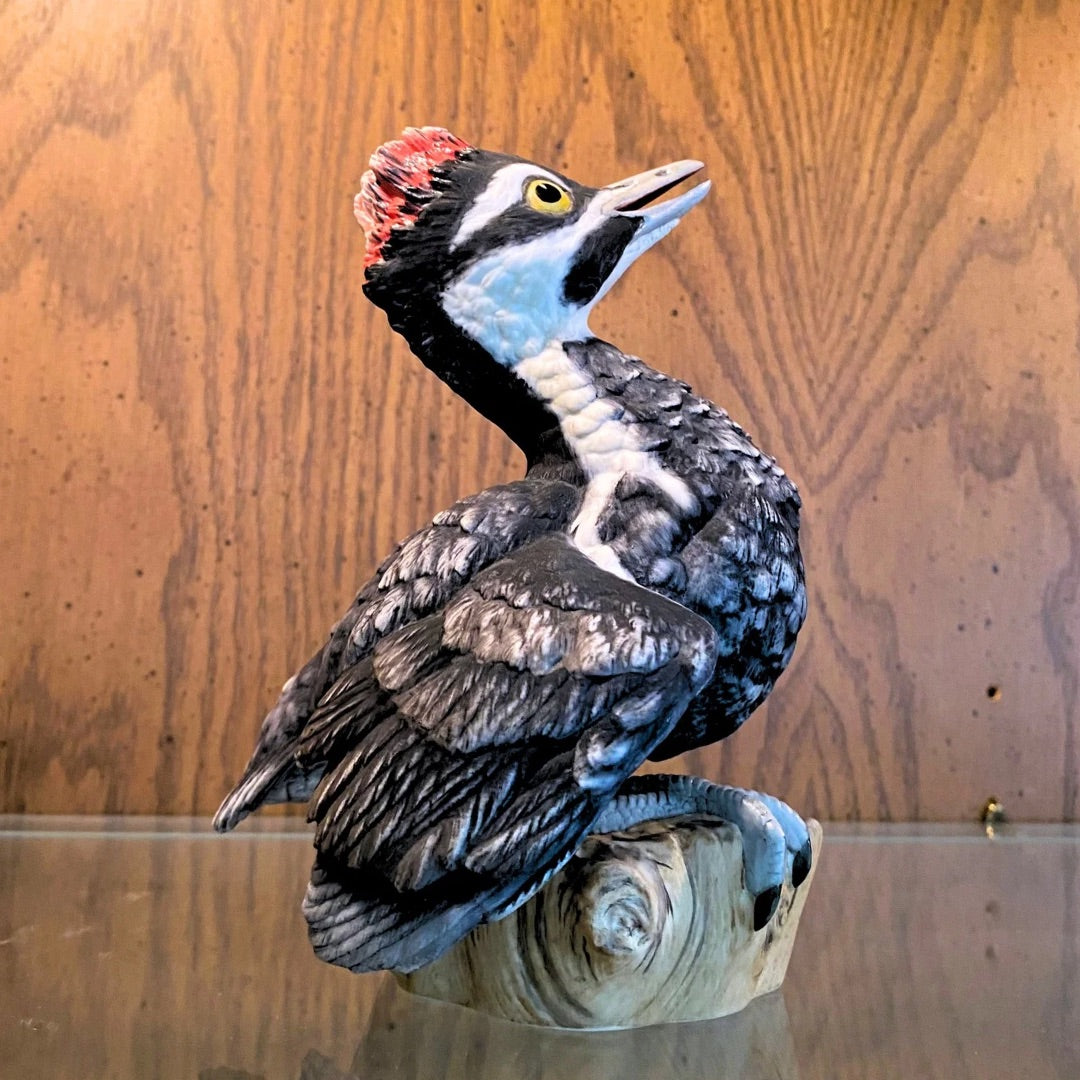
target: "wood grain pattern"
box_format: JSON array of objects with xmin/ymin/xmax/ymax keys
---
[
  {"xmin": 2, "ymin": 0, "xmax": 1079, "ymax": 819},
  {"xmin": 398, "ymin": 819, "xmax": 823, "ymax": 1028}
]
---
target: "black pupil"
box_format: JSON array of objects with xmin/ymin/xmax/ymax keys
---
[{"xmin": 535, "ymin": 182, "xmax": 563, "ymax": 204}]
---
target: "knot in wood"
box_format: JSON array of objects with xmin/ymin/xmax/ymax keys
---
[{"xmin": 575, "ymin": 838, "xmax": 671, "ymax": 960}]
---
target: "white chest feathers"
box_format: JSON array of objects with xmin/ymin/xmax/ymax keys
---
[
  {"xmin": 440, "ymin": 247, "xmax": 695, "ymax": 579},
  {"xmin": 516, "ymin": 345, "xmax": 696, "ymax": 580}
]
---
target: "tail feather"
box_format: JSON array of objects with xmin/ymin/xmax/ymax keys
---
[
  {"xmin": 302, "ymin": 856, "xmax": 505, "ymax": 973},
  {"xmin": 301, "ymin": 841, "xmax": 582, "ymax": 974},
  {"xmin": 304, "ymin": 860, "xmax": 431, "ymax": 972},
  {"xmin": 212, "ymin": 744, "xmax": 320, "ymax": 832}
]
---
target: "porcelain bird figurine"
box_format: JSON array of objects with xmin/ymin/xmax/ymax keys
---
[{"xmin": 214, "ymin": 128, "xmax": 810, "ymax": 975}]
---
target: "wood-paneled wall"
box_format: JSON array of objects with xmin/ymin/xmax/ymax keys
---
[{"xmin": 2, "ymin": 0, "xmax": 1078, "ymax": 820}]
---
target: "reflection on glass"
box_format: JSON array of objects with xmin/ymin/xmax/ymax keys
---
[
  {"xmin": 300, "ymin": 979, "xmax": 800, "ymax": 1080},
  {"xmin": 2, "ymin": 821, "xmax": 1077, "ymax": 1080}
]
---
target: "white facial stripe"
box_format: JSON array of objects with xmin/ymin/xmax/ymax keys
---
[
  {"xmin": 443, "ymin": 191, "xmax": 690, "ymax": 364},
  {"xmin": 440, "ymin": 167, "xmax": 707, "ymax": 580},
  {"xmin": 443, "ymin": 189, "xmax": 695, "ymax": 578},
  {"xmin": 442, "ymin": 214, "xmax": 597, "ymax": 361},
  {"xmin": 451, "ymin": 162, "xmax": 565, "ymax": 250}
]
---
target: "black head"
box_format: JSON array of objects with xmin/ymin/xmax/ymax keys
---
[
  {"xmin": 357, "ymin": 127, "xmax": 709, "ymax": 358},
  {"xmin": 353, "ymin": 127, "xmax": 709, "ymax": 467}
]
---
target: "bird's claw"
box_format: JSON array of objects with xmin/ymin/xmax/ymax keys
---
[
  {"xmin": 753, "ymin": 883, "xmax": 782, "ymax": 931},
  {"xmin": 791, "ymin": 837, "xmax": 813, "ymax": 889},
  {"xmin": 589, "ymin": 776, "xmax": 811, "ymax": 930},
  {"xmin": 700, "ymin": 784, "xmax": 812, "ymax": 930},
  {"xmin": 751, "ymin": 790, "xmax": 813, "ymax": 889}
]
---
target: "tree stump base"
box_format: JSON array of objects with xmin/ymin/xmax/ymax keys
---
[{"xmin": 397, "ymin": 817, "xmax": 822, "ymax": 1029}]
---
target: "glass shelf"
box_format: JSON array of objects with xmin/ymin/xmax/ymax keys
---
[{"xmin": 2, "ymin": 817, "xmax": 1076, "ymax": 1079}]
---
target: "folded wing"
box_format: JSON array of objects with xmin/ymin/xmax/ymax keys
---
[
  {"xmin": 212, "ymin": 478, "xmax": 579, "ymax": 832},
  {"xmin": 296, "ymin": 533, "xmax": 717, "ymax": 972}
]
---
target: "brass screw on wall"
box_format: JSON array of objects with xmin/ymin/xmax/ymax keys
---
[{"xmin": 980, "ymin": 797, "xmax": 1006, "ymax": 838}]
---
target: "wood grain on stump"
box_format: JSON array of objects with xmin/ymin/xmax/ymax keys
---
[{"xmin": 399, "ymin": 818, "xmax": 823, "ymax": 1029}]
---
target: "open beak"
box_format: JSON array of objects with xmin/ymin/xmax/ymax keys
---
[{"xmin": 601, "ymin": 159, "xmax": 711, "ymax": 235}]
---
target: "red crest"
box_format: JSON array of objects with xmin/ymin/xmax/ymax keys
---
[{"xmin": 355, "ymin": 127, "xmax": 473, "ymax": 269}]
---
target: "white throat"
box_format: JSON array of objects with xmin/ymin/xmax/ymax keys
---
[
  {"xmin": 438, "ymin": 171, "xmax": 697, "ymax": 579},
  {"xmin": 441, "ymin": 233, "xmax": 592, "ymax": 363}
]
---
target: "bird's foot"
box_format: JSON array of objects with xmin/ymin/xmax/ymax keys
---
[{"xmin": 590, "ymin": 775, "xmax": 812, "ymax": 930}]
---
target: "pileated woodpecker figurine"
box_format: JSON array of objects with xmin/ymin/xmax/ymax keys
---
[{"xmin": 215, "ymin": 127, "xmax": 809, "ymax": 975}]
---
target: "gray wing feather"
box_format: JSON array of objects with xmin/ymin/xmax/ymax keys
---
[
  {"xmin": 212, "ymin": 479, "xmax": 578, "ymax": 832},
  {"xmin": 295, "ymin": 534, "xmax": 717, "ymax": 972},
  {"xmin": 649, "ymin": 484, "xmax": 805, "ymax": 758}
]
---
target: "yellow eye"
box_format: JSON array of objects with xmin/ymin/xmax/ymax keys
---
[{"xmin": 524, "ymin": 178, "xmax": 573, "ymax": 214}]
